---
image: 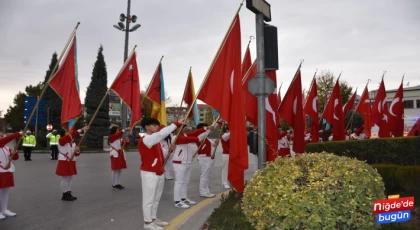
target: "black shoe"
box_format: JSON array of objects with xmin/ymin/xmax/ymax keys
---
[
  {"xmin": 116, "ymin": 184, "xmax": 125, "ymax": 190},
  {"xmin": 68, "ymin": 191, "xmax": 77, "ymax": 200},
  {"xmin": 112, "ymin": 185, "xmax": 117, "ymax": 190},
  {"xmin": 28, "ymin": 159, "xmax": 32, "ymax": 161},
  {"xmin": 62, "ymin": 192, "xmax": 76, "ymax": 201}
]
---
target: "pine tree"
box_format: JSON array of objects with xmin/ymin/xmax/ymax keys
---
[
  {"xmin": 42, "ymin": 52, "xmax": 62, "ymax": 131},
  {"xmin": 84, "ymin": 45, "xmax": 110, "ymax": 148}
]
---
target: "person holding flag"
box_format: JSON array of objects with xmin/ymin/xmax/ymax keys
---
[
  {"xmin": 109, "ymin": 126, "xmax": 130, "ymax": 190},
  {"xmin": 138, "ymin": 118, "xmax": 187, "ymax": 230},
  {"xmin": 0, "ymin": 131, "xmax": 22, "ymax": 219},
  {"xmin": 172, "ymin": 125, "xmax": 211, "ymax": 208},
  {"xmin": 56, "ymin": 126, "xmax": 88, "ymax": 201}
]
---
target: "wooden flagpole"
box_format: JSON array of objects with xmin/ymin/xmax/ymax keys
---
[
  {"xmin": 77, "ymin": 45, "xmax": 138, "ymax": 147},
  {"xmin": 163, "ymin": 2, "xmax": 245, "ymax": 167},
  {"xmin": 191, "ymin": 115, "xmax": 220, "ymax": 161},
  {"xmin": 5, "ymin": 22, "xmax": 81, "ymax": 169}
]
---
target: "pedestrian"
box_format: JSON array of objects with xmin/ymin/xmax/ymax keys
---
[
  {"xmin": 195, "ymin": 123, "xmax": 218, "ymax": 198},
  {"xmin": 55, "ymin": 126, "xmax": 88, "ymax": 201},
  {"xmin": 22, "ymin": 130, "xmax": 36, "ymax": 161},
  {"xmin": 46, "ymin": 129, "xmax": 60, "ymax": 160},
  {"xmin": 172, "ymin": 125, "xmax": 208, "ymax": 208},
  {"xmin": 109, "ymin": 126, "xmax": 130, "ymax": 190},
  {"xmin": 0, "ymin": 131, "xmax": 22, "ymax": 219},
  {"xmin": 138, "ymin": 118, "xmax": 187, "ymax": 230}
]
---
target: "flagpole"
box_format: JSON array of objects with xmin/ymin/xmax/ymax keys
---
[
  {"xmin": 211, "ymin": 121, "xmax": 225, "ymax": 159},
  {"xmin": 5, "ymin": 22, "xmax": 81, "ymax": 169},
  {"xmin": 77, "ymin": 45, "xmax": 138, "ymax": 147},
  {"xmin": 142, "ymin": 55, "xmax": 165, "ymax": 105},
  {"xmin": 164, "ymin": 2, "xmax": 245, "ymax": 167},
  {"xmin": 191, "ymin": 115, "xmax": 220, "ymax": 161}
]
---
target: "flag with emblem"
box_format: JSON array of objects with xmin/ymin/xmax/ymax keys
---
[
  {"xmin": 146, "ymin": 61, "xmax": 167, "ymax": 126},
  {"xmin": 49, "ymin": 36, "xmax": 82, "ymax": 131},
  {"xmin": 182, "ymin": 69, "xmax": 199, "ymax": 125},
  {"xmin": 110, "ymin": 52, "xmax": 142, "ymax": 129},
  {"xmin": 388, "ymin": 80, "xmax": 404, "ymax": 137},
  {"xmin": 371, "ymin": 78, "xmax": 390, "ymax": 137}
]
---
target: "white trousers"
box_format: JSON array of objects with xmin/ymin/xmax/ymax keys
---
[
  {"xmin": 173, "ymin": 163, "xmax": 191, "ymax": 201},
  {"xmin": 221, "ymin": 154, "xmax": 229, "ymax": 186},
  {"xmin": 0, "ymin": 188, "xmax": 10, "ymax": 212},
  {"xmin": 198, "ymin": 155, "xmax": 214, "ymax": 195},
  {"xmin": 111, "ymin": 170, "xmax": 122, "ymax": 186},
  {"xmin": 164, "ymin": 153, "xmax": 174, "ymax": 178},
  {"xmin": 60, "ymin": 176, "xmax": 73, "ymax": 193},
  {"xmin": 141, "ymin": 171, "xmax": 165, "ymax": 222},
  {"xmin": 253, "ymin": 154, "xmax": 258, "ymax": 173}
]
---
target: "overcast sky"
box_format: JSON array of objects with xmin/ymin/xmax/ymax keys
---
[{"xmin": 1, "ymin": 0, "xmax": 419, "ymax": 116}]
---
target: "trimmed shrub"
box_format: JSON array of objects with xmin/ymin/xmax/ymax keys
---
[
  {"xmin": 306, "ymin": 137, "xmax": 420, "ymax": 165},
  {"xmin": 242, "ymin": 152, "xmax": 385, "ymax": 230}
]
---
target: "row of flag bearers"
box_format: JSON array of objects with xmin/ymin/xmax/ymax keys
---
[{"xmin": 2, "ymin": 3, "xmax": 417, "ymax": 229}]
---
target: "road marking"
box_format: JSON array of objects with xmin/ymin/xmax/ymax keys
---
[{"xmin": 165, "ymin": 190, "xmax": 231, "ymax": 230}]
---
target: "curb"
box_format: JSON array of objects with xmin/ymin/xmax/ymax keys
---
[{"xmin": 164, "ymin": 190, "xmax": 230, "ymax": 230}]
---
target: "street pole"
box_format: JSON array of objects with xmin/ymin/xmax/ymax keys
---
[
  {"xmin": 120, "ymin": 0, "xmax": 131, "ymax": 129},
  {"xmin": 256, "ymin": 13, "xmax": 266, "ymax": 169},
  {"xmin": 35, "ymin": 96, "xmax": 39, "ymax": 136}
]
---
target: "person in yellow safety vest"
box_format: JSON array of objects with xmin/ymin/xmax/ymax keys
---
[
  {"xmin": 46, "ymin": 129, "xmax": 60, "ymax": 160},
  {"xmin": 22, "ymin": 130, "xmax": 36, "ymax": 161}
]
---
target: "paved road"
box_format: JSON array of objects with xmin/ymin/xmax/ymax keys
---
[{"xmin": 0, "ymin": 146, "xmax": 257, "ymax": 230}]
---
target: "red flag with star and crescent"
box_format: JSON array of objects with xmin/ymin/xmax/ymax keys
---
[
  {"xmin": 197, "ymin": 15, "xmax": 247, "ymax": 193},
  {"xmin": 322, "ymin": 80, "xmax": 345, "ymax": 141},
  {"xmin": 278, "ymin": 64, "xmax": 306, "ymax": 154},
  {"xmin": 388, "ymin": 82, "xmax": 404, "ymax": 137},
  {"xmin": 371, "ymin": 79, "xmax": 390, "ymax": 138},
  {"xmin": 303, "ymin": 77, "xmax": 319, "ymax": 143}
]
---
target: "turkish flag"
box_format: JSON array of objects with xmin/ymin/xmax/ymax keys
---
[
  {"xmin": 242, "ymin": 62, "xmax": 278, "ymax": 161},
  {"xmin": 49, "ymin": 36, "xmax": 82, "ymax": 131},
  {"xmin": 322, "ymin": 80, "xmax": 345, "ymax": 141},
  {"xmin": 278, "ymin": 66, "xmax": 305, "ymax": 154},
  {"xmin": 241, "ymin": 45, "xmax": 252, "ymax": 79},
  {"xmin": 343, "ymin": 89, "xmax": 357, "ymax": 117},
  {"xmin": 303, "ymin": 78, "xmax": 319, "ymax": 143},
  {"xmin": 371, "ymin": 79, "xmax": 390, "ymax": 138},
  {"xmin": 110, "ymin": 52, "xmax": 142, "ymax": 129},
  {"xmin": 355, "ymin": 86, "xmax": 373, "ymax": 137},
  {"xmin": 197, "ymin": 15, "xmax": 247, "ymax": 193},
  {"xmin": 242, "ymin": 61, "xmax": 257, "ymax": 125},
  {"xmin": 388, "ymin": 82, "xmax": 404, "ymax": 137},
  {"xmin": 265, "ymin": 70, "xmax": 279, "ymax": 161}
]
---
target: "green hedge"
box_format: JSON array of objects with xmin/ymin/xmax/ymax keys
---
[
  {"xmin": 371, "ymin": 164, "xmax": 420, "ymax": 205},
  {"xmin": 306, "ymin": 137, "xmax": 420, "ymax": 165}
]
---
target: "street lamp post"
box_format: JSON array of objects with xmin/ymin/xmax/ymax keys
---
[
  {"xmin": 246, "ymin": 0, "xmax": 275, "ymax": 169},
  {"xmin": 113, "ymin": 0, "xmax": 141, "ymax": 129}
]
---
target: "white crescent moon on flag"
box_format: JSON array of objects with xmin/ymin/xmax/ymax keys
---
[
  {"xmin": 378, "ymin": 100, "xmax": 382, "ymax": 113},
  {"xmin": 389, "ymin": 97, "xmax": 400, "ymax": 117},
  {"xmin": 293, "ymin": 97, "xmax": 297, "ymax": 115},
  {"xmin": 230, "ymin": 70, "xmax": 234, "ymax": 94},
  {"xmin": 333, "ymin": 99, "xmax": 339, "ymax": 120},
  {"xmin": 312, "ymin": 96, "xmax": 318, "ymax": 113},
  {"xmin": 265, "ymin": 98, "xmax": 276, "ymax": 123}
]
